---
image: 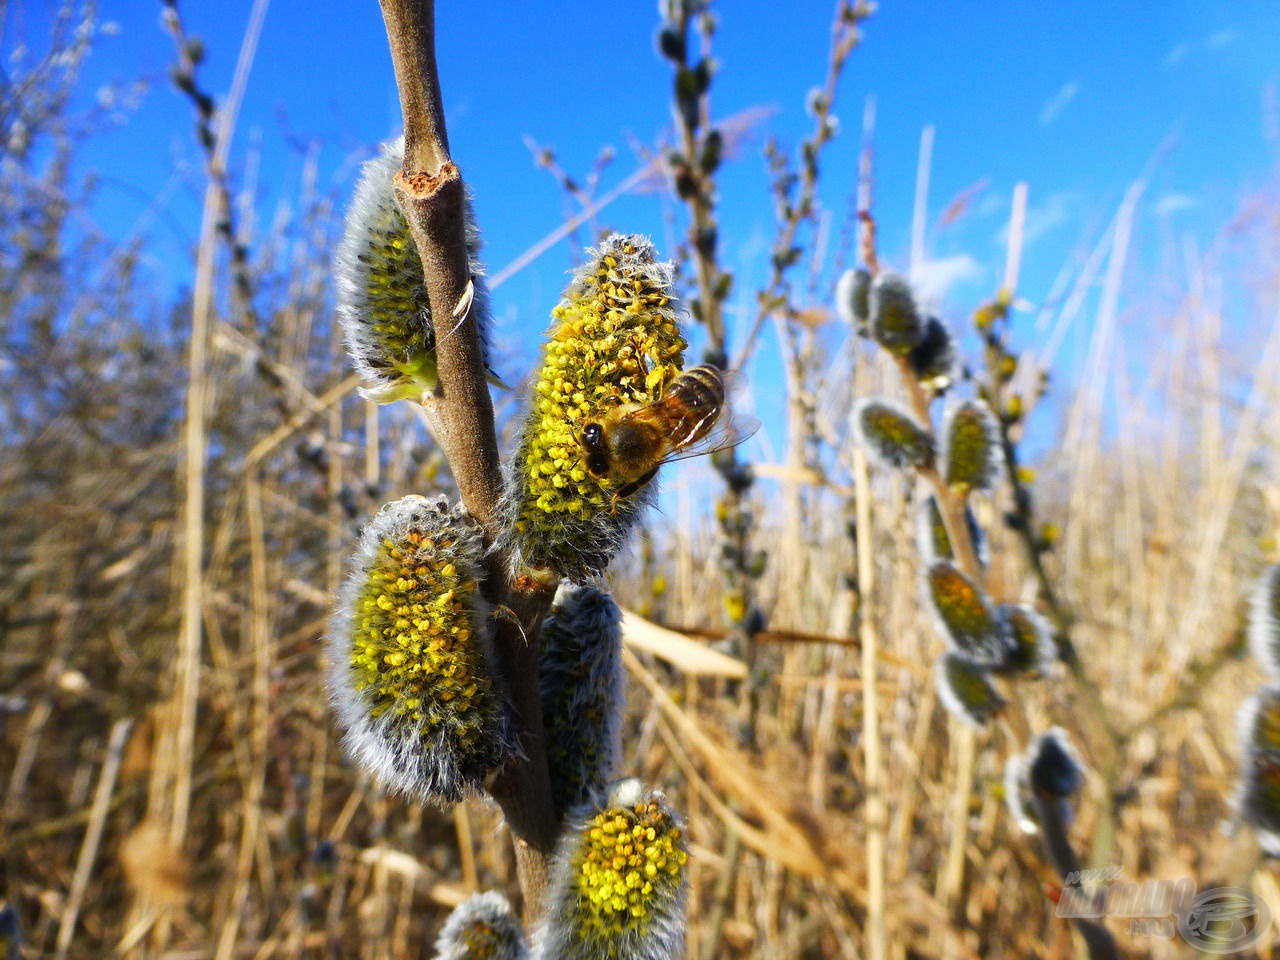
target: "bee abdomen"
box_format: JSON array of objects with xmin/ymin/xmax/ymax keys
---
[
  {"xmin": 667, "ymin": 365, "xmax": 725, "ymax": 444},
  {"xmin": 671, "ymin": 364, "xmax": 724, "ymax": 409}
]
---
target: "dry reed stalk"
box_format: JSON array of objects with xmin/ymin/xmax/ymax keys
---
[
  {"xmin": 854, "ymin": 440, "xmax": 886, "ymax": 960},
  {"xmin": 54, "ymin": 718, "xmax": 133, "ymax": 959}
]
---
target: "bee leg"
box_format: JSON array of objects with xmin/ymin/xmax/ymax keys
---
[{"xmin": 613, "ymin": 467, "xmax": 660, "ymax": 504}]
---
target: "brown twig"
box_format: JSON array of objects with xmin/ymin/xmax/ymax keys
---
[
  {"xmin": 376, "ymin": 0, "xmax": 558, "ymax": 916},
  {"xmin": 1030, "ymin": 792, "xmax": 1119, "ymax": 960}
]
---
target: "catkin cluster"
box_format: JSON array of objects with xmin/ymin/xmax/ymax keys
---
[
  {"xmin": 332, "ymin": 134, "xmax": 695, "ymax": 955},
  {"xmin": 840, "ymin": 267, "xmax": 1062, "ymax": 731}
]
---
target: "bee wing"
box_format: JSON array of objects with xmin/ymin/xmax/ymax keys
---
[{"xmin": 660, "ymin": 400, "xmax": 760, "ymax": 466}]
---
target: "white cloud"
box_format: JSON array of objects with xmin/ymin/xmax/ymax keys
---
[
  {"xmin": 1154, "ymin": 193, "xmax": 1198, "ymax": 216},
  {"xmin": 1163, "ymin": 42, "xmax": 1190, "ymax": 67},
  {"xmin": 1166, "ymin": 28, "xmax": 1236, "ymax": 67},
  {"xmin": 910, "ymin": 254, "xmax": 985, "ymax": 304},
  {"xmin": 1039, "ymin": 82, "xmax": 1080, "ymax": 126},
  {"xmin": 1207, "ymin": 28, "xmax": 1237, "ymax": 48}
]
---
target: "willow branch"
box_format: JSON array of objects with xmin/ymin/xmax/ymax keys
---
[
  {"xmin": 377, "ymin": 0, "xmax": 558, "ymax": 916},
  {"xmin": 1030, "ymin": 793, "xmax": 1119, "ymax": 960}
]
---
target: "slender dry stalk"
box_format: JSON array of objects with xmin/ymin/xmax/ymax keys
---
[
  {"xmin": 54, "ymin": 718, "xmax": 132, "ymax": 960},
  {"xmin": 853, "ymin": 442, "xmax": 886, "ymax": 960}
]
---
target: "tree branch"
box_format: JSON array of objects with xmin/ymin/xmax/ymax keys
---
[
  {"xmin": 376, "ymin": 0, "xmax": 559, "ymax": 918},
  {"xmin": 1031, "ymin": 793, "xmax": 1119, "ymax": 960}
]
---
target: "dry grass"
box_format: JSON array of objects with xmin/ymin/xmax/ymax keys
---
[{"xmin": 3, "ymin": 5, "xmax": 1280, "ymax": 960}]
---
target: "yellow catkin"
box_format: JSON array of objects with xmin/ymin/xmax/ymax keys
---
[
  {"xmin": 502, "ymin": 235, "xmax": 686, "ymax": 579},
  {"xmin": 537, "ymin": 781, "xmax": 688, "ymax": 960},
  {"xmin": 330, "ymin": 496, "xmax": 507, "ymax": 804}
]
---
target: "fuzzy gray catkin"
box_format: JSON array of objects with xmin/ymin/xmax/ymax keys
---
[
  {"xmin": 907, "ymin": 316, "xmax": 957, "ymax": 388},
  {"xmin": 935, "ymin": 652, "xmax": 1005, "ymax": 727},
  {"xmin": 1027, "ymin": 727, "xmax": 1084, "ymax": 798},
  {"xmin": 538, "ymin": 582, "xmax": 625, "ymax": 817},
  {"xmin": 915, "ymin": 494, "xmax": 988, "ymax": 569},
  {"xmin": 869, "ymin": 272, "xmax": 924, "ymax": 355},
  {"xmin": 328, "ymin": 496, "xmax": 510, "ymax": 805},
  {"xmin": 853, "ymin": 398, "xmax": 935, "ymax": 471},
  {"xmin": 941, "ymin": 399, "xmax": 1002, "ymax": 492},
  {"xmin": 534, "ymin": 779, "xmax": 688, "ymax": 960},
  {"xmin": 433, "ymin": 891, "xmax": 528, "ymax": 960},
  {"xmin": 924, "ymin": 561, "xmax": 1011, "ymax": 666},
  {"xmin": 835, "ymin": 267, "xmax": 871, "ymax": 334},
  {"xmin": 1235, "ymin": 684, "xmax": 1280, "ymax": 855},
  {"xmin": 335, "ymin": 137, "xmax": 498, "ymax": 404},
  {"xmin": 1249, "ymin": 564, "xmax": 1280, "ymax": 678},
  {"xmin": 993, "ymin": 603, "xmax": 1057, "ymax": 676}
]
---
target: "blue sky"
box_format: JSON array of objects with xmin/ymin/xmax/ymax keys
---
[{"xmin": 10, "ymin": 0, "xmax": 1280, "ymax": 414}]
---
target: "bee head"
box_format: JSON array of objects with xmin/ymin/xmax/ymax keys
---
[{"xmin": 581, "ymin": 421, "xmax": 609, "ymax": 478}]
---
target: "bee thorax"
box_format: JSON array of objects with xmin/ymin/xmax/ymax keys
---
[{"xmin": 605, "ymin": 420, "xmax": 669, "ymax": 482}]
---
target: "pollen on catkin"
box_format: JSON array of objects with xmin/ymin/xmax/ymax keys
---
[
  {"xmin": 925, "ymin": 561, "xmax": 1010, "ymax": 666},
  {"xmin": 935, "ymin": 652, "xmax": 1005, "ymax": 728},
  {"xmin": 1236, "ymin": 684, "xmax": 1280, "ymax": 855},
  {"xmin": 941, "ymin": 399, "xmax": 1003, "ymax": 492},
  {"xmin": 329, "ymin": 495, "xmax": 509, "ymax": 805},
  {"xmin": 539, "ymin": 582, "xmax": 625, "ymax": 819},
  {"xmin": 835, "ymin": 267, "xmax": 871, "ymax": 335},
  {"xmin": 434, "ymin": 891, "xmax": 528, "ymax": 960},
  {"xmin": 993, "ymin": 603, "xmax": 1057, "ymax": 677},
  {"xmin": 1249, "ymin": 564, "xmax": 1280, "ymax": 678},
  {"xmin": 335, "ymin": 136, "xmax": 498, "ymax": 404},
  {"xmin": 915, "ymin": 495, "xmax": 989, "ymax": 569},
  {"xmin": 853, "ymin": 398, "xmax": 935, "ymax": 471},
  {"xmin": 499, "ymin": 234, "xmax": 687, "ymax": 581},
  {"xmin": 535, "ymin": 779, "xmax": 688, "ymax": 960},
  {"xmin": 869, "ymin": 272, "xmax": 924, "ymax": 355}
]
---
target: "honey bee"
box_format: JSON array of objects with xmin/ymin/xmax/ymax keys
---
[{"xmin": 581, "ymin": 365, "xmax": 757, "ymax": 501}]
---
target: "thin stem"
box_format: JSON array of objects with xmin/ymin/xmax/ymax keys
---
[
  {"xmin": 376, "ymin": 0, "xmax": 559, "ymax": 916},
  {"xmin": 1030, "ymin": 793, "xmax": 1119, "ymax": 960}
]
